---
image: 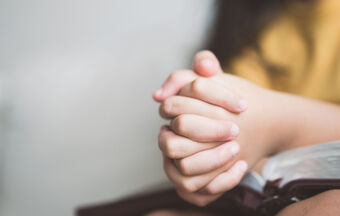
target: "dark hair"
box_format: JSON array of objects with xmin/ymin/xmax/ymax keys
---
[{"xmin": 206, "ymin": 0, "xmax": 313, "ymax": 67}]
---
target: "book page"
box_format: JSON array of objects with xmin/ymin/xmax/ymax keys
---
[
  {"xmin": 262, "ymin": 140, "xmax": 340, "ymax": 187},
  {"xmin": 240, "ymin": 171, "xmax": 266, "ymax": 192}
]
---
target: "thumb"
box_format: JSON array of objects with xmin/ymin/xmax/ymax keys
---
[{"xmin": 193, "ymin": 50, "xmax": 223, "ymax": 77}]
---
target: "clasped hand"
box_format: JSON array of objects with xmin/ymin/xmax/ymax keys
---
[{"xmin": 153, "ymin": 51, "xmax": 276, "ymax": 206}]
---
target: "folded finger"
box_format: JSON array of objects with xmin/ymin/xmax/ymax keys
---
[
  {"xmin": 163, "ymin": 156, "xmax": 215, "ymax": 193},
  {"xmin": 176, "ymin": 189, "xmax": 222, "ymax": 207},
  {"xmin": 153, "ymin": 70, "xmax": 197, "ymax": 102},
  {"xmin": 200, "ymin": 160, "xmax": 248, "ymax": 195},
  {"xmin": 174, "ymin": 141, "xmax": 240, "ymax": 176},
  {"xmin": 158, "ymin": 126, "xmax": 221, "ymax": 159},
  {"xmin": 159, "ymin": 95, "xmax": 232, "ymax": 120},
  {"xmin": 163, "ymin": 155, "xmax": 239, "ymax": 193},
  {"xmin": 193, "ymin": 50, "xmax": 223, "ymax": 77},
  {"xmin": 179, "ymin": 77, "xmax": 247, "ymax": 113},
  {"xmin": 170, "ymin": 114, "xmax": 239, "ymax": 142}
]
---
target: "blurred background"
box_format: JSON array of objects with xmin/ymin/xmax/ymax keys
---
[{"xmin": 0, "ymin": 0, "xmax": 214, "ymax": 215}]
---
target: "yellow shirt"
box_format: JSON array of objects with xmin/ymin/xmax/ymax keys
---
[{"xmin": 226, "ymin": 0, "xmax": 340, "ymax": 104}]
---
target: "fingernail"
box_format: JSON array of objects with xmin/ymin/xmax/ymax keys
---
[
  {"xmin": 153, "ymin": 88, "xmax": 163, "ymax": 98},
  {"xmin": 230, "ymin": 124, "xmax": 239, "ymax": 137},
  {"xmin": 200, "ymin": 59, "xmax": 213, "ymax": 68},
  {"xmin": 238, "ymin": 161, "xmax": 248, "ymax": 172},
  {"xmin": 239, "ymin": 99, "xmax": 248, "ymax": 111},
  {"xmin": 230, "ymin": 142, "xmax": 240, "ymax": 156}
]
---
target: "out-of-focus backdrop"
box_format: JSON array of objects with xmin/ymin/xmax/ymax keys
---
[{"xmin": 0, "ymin": 0, "xmax": 213, "ymax": 215}]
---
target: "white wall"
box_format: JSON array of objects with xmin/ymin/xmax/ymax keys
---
[{"xmin": 0, "ymin": 0, "xmax": 213, "ymax": 215}]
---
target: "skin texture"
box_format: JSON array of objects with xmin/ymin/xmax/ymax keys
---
[
  {"xmin": 146, "ymin": 190, "xmax": 340, "ymax": 216},
  {"xmin": 276, "ymin": 190, "xmax": 340, "ymax": 216},
  {"xmin": 153, "ymin": 50, "xmax": 340, "ymax": 207}
]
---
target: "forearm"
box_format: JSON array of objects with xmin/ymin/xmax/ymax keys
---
[
  {"xmin": 276, "ymin": 190, "xmax": 340, "ymax": 216},
  {"xmin": 270, "ymin": 91, "xmax": 340, "ymax": 154}
]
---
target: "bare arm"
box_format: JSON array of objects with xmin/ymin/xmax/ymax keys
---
[
  {"xmin": 276, "ymin": 190, "xmax": 340, "ymax": 216},
  {"xmin": 267, "ymin": 91, "xmax": 340, "ymax": 154},
  {"xmin": 154, "ymin": 50, "xmax": 340, "ymax": 206}
]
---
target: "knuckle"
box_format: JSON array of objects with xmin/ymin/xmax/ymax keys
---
[
  {"xmin": 181, "ymin": 178, "xmax": 199, "ymax": 193},
  {"xmin": 205, "ymin": 184, "xmax": 218, "ymax": 195},
  {"xmin": 177, "ymin": 159, "xmax": 191, "ymax": 176},
  {"xmin": 191, "ymin": 78, "xmax": 206, "ymax": 95},
  {"xmin": 172, "ymin": 115, "xmax": 187, "ymax": 134},
  {"xmin": 164, "ymin": 137, "xmax": 178, "ymax": 158},
  {"xmin": 161, "ymin": 98, "xmax": 173, "ymax": 116},
  {"xmin": 194, "ymin": 197, "xmax": 210, "ymax": 207}
]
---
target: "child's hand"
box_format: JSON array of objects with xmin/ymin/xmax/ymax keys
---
[
  {"xmin": 154, "ymin": 51, "xmax": 281, "ymax": 206},
  {"xmin": 153, "ymin": 50, "xmax": 248, "ymax": 114},
  {"xmin": 159, "ymin": 125, "xmax": 248, "ymax": 206},
  {"xmin": 155, "ymin": 50, "xmax": 340, "ymax": 207}
]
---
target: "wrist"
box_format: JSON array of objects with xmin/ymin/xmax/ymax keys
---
[
  {"xmin": 263, "ymin": 91, "xmax": 340, "ymax": 154},
  {"xmin": 262, "ymin": 90, "xmax": 298, "ymax": 155},
  {"xmin": 234, "ymin": 88, "xmax": 289, "ymax": 164}
]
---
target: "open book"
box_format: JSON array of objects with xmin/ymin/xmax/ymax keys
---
[
  {"xmin": 76, "ymin": 141, "xmax": 340, "ymax": 216},
  {"xmin": 235, "ymin": 140, "xmax": 340, "ymax": 215}
]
